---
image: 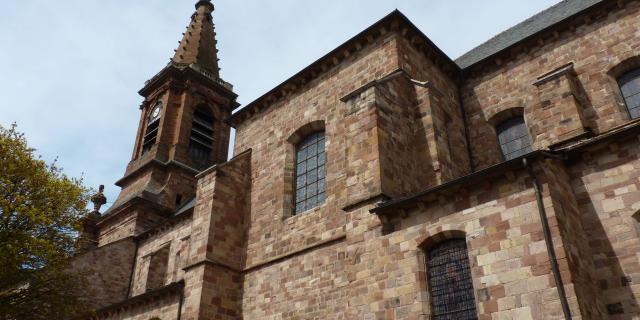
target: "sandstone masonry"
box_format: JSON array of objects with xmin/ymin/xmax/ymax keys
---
[{"xmin": 73, "ymin": 1, "xmax": 640, "ymax": 319}]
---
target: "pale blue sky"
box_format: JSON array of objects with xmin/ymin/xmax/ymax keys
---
[{"xmin": 0, "ymin": 0, "xmax": 561, "ymax": 209}]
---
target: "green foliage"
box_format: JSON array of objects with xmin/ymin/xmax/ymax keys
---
[{"xmin": 0, "ymin": 124, "xmax": 92, "ymax": 319}]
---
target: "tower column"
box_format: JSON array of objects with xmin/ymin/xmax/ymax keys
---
[{"xmin": 95, "ymin": 0, "xmax": 238, "ymax": 247}]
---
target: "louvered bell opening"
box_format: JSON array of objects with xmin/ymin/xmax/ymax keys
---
[
  {"xmin": 189, "ymin": 107, "xmax": 214, "ymax": 163},
  {"xmin": 142, "ymin": 118, "xmax": 160, "ymax": 153}
]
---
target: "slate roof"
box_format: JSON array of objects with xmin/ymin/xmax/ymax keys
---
[
  {"xmin": 174, "ymin": 197, "xmax": 196, "ymax": 216},
  {"xmin": 455, "ymin": 0, "xmax": 603, "ymax": 69}
]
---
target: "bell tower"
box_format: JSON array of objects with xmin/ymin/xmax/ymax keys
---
[{"xmin": 100, "ymin": 0, "xmax": 237, "ymax": 244}]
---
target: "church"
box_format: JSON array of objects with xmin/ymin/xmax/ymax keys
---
[{"xmin": 73, "ymin": 0, "xmax": 640, "ymax": 318}]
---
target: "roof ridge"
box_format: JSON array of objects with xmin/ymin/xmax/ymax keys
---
[
  {"xmin": 455, "ymin": 0, "xmax": 603, "ymax": 69},
  {"xmin": 463, "ymin": 0, "xmax": 571, "ymax": 55}
]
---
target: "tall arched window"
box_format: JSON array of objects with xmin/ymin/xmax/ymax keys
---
[
  {"xmin": 618, "ymin": 68, "xmax": 640, "ymax": 119},
  {"xmin": 427, "ymin": 239, "xmax": 477, "ymax": 319},
  {"xmin": 189, "ymin": 106, "xmax": 214, "ymax": 163},
  {"xmin": 496, "ymin": 117, "xmax": 532, "ymax": 160},
  {"xmin": 142, "ymin": 101, "xmax": 162, "ymax": 153},
  {"xmin": 294, "ymin": 131, "xmax": 326, "ymax": 214}
]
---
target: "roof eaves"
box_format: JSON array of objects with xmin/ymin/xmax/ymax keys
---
[
  {"xmin": 370, "ymin": 151, "xmax": 552, "ymax": 214},
  {"xmin": 371, "ymin": 120, "xmax": 640, "ymax": 215},
  {"xmin": 227, "ymin": 9, "xmax": 460, "ymax": 127}
]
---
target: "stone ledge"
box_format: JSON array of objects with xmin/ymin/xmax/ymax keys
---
[
  {"xmin": 87, "ymin": 281, "xmax": 184, "ymax": 319},
  {"xmin": 195, "ymin": 148, "xmax": 252, "ymax": 179},
  {"xmin": 342, "ymin": 193, "xmax": 390, "ymax": 211},
  {"xmin": 370, "ymin": 150, "xmax": 556, "ymax": 215},
  {"xmin": 244, "ymin": 232, "xmax": 347, "ymax": 273},
  {"xmin": 183, "ymin": 258, "xmax": 241, "ymax": 273},
  {"xmin": 533, "ymin": 62, "xmax": 575, "ymax": 86}
]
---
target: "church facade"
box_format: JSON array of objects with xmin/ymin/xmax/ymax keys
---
[{"xmin": 74, "ymin": 0, "xmax": 640, "ymax": 319}]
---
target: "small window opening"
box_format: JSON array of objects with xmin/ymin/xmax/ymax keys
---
[
  {"xmin": 142, "ymin": 102, "xmax": 163, "ymax": 153},
  {"xmin": 618, "ymin": 68, "xmax": 640, "ymax": 119},
  {"xmin": 146, "ymin": 245, "xmax": 170, "ymax": 291},
  {"xmin": 496, "ymin": 117, "xmax": 532, "ymax": 160}
]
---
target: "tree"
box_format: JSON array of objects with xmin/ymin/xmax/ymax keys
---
[{"xmin": 0, "ymin": 124, "xmax": 92, "ymax": 319}]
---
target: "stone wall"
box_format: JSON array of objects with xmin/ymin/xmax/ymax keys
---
[
  {"xmin": 240, "ymin": 164, "xmax": 592, "ymax": 319},
  {"xmin": 463, "ymin": 1, "xmax": 640, "ymax": 170},
  {"xmin": 131, "ymin": 214, "xmax": 193, "ymax": 296},
  {"xmin": 374, "ymin": 75, "xmax": 435, "ymax": 197},
  {"xmin": 180, "ymin": 150, "xmax": 251, "ymax": 320},
  {"xmin": 569, "ymin": 134, "xmax": 640, "ymax": 318},
  {"xmin": 97, "ymin": 212, "xmax": 138, "ymax": 247},
  {"xmin": 70, "ymin": 237, "xmax": 136, "ymax": 309},
  {"xmin": 371, "ymin": 170, "xmax": 580, "ymax": 319},
  {"xmin": 96, "ymin": 287, "xmax": 182, "ymax": 320},
  {"xmin": 397, "ymin": 35, "xmax": 471, "ymax": 181},
  {"xmin": 242, "ymin": 239, "xmax": 349, "ymax": 318},
  {"xmin": 538, "ymin": 158, "xmax": 603, "ymax": 318},
  {"xmin": 101, "ymin": 297, "xmax": 180, "ymax": 320},
  {"xmin": 233, "ymin": 30, "xmax": 401, "ymax": 270},
  {"xmin": 76, "ymin": 2, "xmax": 640, "ymax": 319}
]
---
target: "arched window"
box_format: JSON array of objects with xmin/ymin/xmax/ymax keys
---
[
  {"xmin": 189, "ymin": 106, "xmax": 214, "ymax": 163},
  {"xmin": 496, "ymin": 117, "xmax": 532, "ymax": 160},
  {"xmin": 618, "ymin": 68, "xmax": 640, "ymax": 119},
  {"xmin": 142, "ymin": 101, "xmax": 162, "ymax": 153},
  {"xmin": 294, "ymin": 131, "xmax": 326, "ymax": 214},
  {"xmin": 427, "ymin": 239, "xmax": 477, "ymax": 319}
]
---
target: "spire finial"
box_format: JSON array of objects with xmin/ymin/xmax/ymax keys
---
[
  {"xmin": 90, "ymin": 184, "xmax": 107, "ymax": 215},
  {"xmin": 195, "ymin": 0, "xmax": 213, "ymax": 10}
]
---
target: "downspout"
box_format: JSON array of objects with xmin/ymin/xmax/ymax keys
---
[
  {"xmin": 125, "ymin": 238, "xmax": 139, "ymax": 298},
  {"xmin": 177, "ymin": 283, "xmax": 184, "ymax": 320},
  {"xmin": 523, "ymin": 157, "xmax": 572, "ymax": 319},
  {"xmin": 457, "ymin": 78, "xmax": 475, "ymax": 173}
]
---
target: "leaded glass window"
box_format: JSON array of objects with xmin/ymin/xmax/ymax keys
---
[
  {"xmin": 618, "ymin": 68, "xmax": 640, "ymax": 119},
  {"xmin": 496, "ymin": 117, "xmax": 532, "ymax": 160},
  {"xmin": 294, "ymin": 131, "xmax": 326, "ymax": 214},
  {"xmin": 427, "ymin": 239, "xmax": 477, "ymax": 320}
]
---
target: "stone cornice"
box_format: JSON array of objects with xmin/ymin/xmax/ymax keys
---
[
  {"xmin": 86, "ymin": 281, "xmax": 184, "ymax": 319},
  {"xmin": 243, "ymin": 232, "xmax": 347, "ymax": 273},
  {"xmin": 371, "ymin": 119, "xmax": 640, "ymax": 215},
  {"xmin": 96, "ymin": 195, "xmax": 172, "ymax": 227},
  {"xmin": 135, "ymin": 209, "xmax": 193, "ymax": 243},
  {"xmin": 195, "ymin": 148, "xmax": 252, "ymax": 179},
  {"xmin": 339, "ymin": 68, "xmax": 445, "ymax": 103},
  {"xmin": 115, "ymin": 158, "xmax": 200, "ymax": 188},
  {"xmin": 370, "ymin": 150, "xmax": 557, "ymax": 215},
  {"xmin": 533, "ymin": 62, "xmax": 576, "ymax": 86},
  {"xmin": 183, "ymin": 257, "xmax": 241, "ymax": 273},
  {"xmin": 138, "ymin": 63, "xmax": 238, "ymax": 105},
  {"xmin": 181, "ymin": 232, "xmax": 347, "ymax": 275},
  {"xmin": 226, "ymin": 10, "xmax": 460, "ymax": 128}
]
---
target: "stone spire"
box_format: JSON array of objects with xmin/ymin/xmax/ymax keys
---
[{"xmin": 172, "ymin": 0, "xmax": 220, "ymax": 77}]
